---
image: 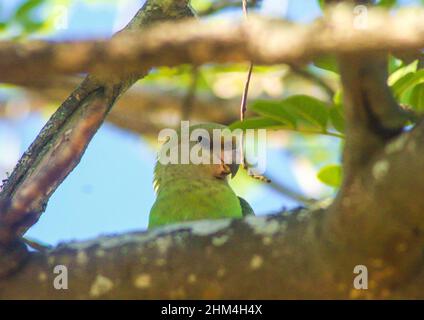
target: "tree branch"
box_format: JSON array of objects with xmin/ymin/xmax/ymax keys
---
[
  {"xmin": 338, "ymin": 53, "xmax": 409, "ymax": 174},
  {"xmin": 3, "ymin": 187, "xmax": 424, "ymax": 299},
  {"xmin": 0, "ymin": 6, "xmax": 423, "ymax": 85},
  {"xmin": 0, "ymin": 211, "xmax": 351, "ymax": 299},
  {"xmin": 319, "ymin": 3, "xmax": 424, "ymax": 294}
]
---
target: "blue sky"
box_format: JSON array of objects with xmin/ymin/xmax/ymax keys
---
[{"xmin": 1, "ymin": 0, "xmax": 419, "ymax": 245}]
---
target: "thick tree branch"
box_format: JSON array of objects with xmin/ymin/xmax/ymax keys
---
[
  {"xmin": 338, "ymin": 53, "xmax": 409, "ymax": 174},
  {"xmin": 320, "ymin": 1, "xmax": 424, "ymax": 292},
  {"xmin": 3, "ymin": 188, "xmax": 424, "ymax": 299},
  {"xmin": 0, "ymin": 6, "xmax": 423, "ymax": 85},
  {"xmin": 0, "ymin": 92, "xmax": 110, "ymax": 241},
  {"xmin": 323, "ymin": 120, "xmax": 424, "ymax": 292},
  {"xmin": 0, "ymin": 211, "xmax": 353, "ymax": 299}
]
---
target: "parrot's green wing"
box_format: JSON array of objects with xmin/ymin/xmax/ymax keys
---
[{"xmin": 238, "ymin": 196, "xmax": 255, "ymax": 216}]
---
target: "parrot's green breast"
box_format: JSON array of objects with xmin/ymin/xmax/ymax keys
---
[{"xmin": 149, "ymin": 177, "xmax": 242, "ymax": 228}]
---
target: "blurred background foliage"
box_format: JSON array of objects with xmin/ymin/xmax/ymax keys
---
[{"xmin": 0, "ymin": 0, "xmax": 423, "ymax": 245}]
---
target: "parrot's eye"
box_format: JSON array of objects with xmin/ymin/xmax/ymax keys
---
[{"xmin": 196, "ymin": 135, "xmax": 211, "ymax": 149}]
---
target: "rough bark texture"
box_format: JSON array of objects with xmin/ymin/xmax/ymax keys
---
[{"xmin": 0, "ymin": 210, "xmax": 363, "ymax": 299}]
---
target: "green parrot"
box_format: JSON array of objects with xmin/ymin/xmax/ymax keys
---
[{"xmin": 148, "ymin": 123, "xmax": 254, "ymax": 228}]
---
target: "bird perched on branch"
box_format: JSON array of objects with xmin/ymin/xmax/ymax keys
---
[{"xmin": 149, "ymin": 123, "xmax": 254, "ymax": 228}]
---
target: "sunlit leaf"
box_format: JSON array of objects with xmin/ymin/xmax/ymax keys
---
[
  {"xmin": 317, "ymin": 164, "xmax": 342, "ymax": 188},
  {"xmin": 282, "ymin": 95, "xmax": 329, "ymax": 130},
  {"xmin": 191, "ymin": 0, "xmax": 213, "ymax": 12},
  {"xmin": 251, "ymin": 100, "xmax": 297, "ymax": 128},
  {"xmin": 245, "ymin": 95, "xmax": 334, "ymax": 137},
  {"xmin": 388, "ymin": 55, "xmax": 403, "ymax": 74},
  {"xmin": 229, "ymin": 117, "xmax": 286, "ymax": 130},
  {"xmin": 391, "ymin": 69, "xmax": 424, "ymax": 99},
  {"xmin": 376, "ymin": 0, "xmax": 397, "ymax": 7},
  {"xmin": 329, "ymin": 106, "xmax": 345, "ymax": 134},
  {"xmin": 251, "ymin": 95, "xmax": 330, "ymax": 131},
  {"xmin": 333, "ymin": 89, "xmax": 343, "ymax": 106},
  {"xmin": 14, "ymin": 0, "xmax": 45, "ymax": 21},
  {"xmin": 409, "ymin": 84, "xmax": 424, "ymax": 111},
  {"xmin": 388, "ymin": 60, "xmax": 418, "ymax": 85}
]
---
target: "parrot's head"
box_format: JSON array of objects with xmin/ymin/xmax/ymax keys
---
[{"xmin": 154, "ymin": 123, "xmax": 242, "ymax": 192}]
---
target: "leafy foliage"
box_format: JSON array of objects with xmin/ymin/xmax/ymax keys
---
[
  {"xmin": 389, "ymin": 59, "xmax": 424, "ymax": 110},
  {"xmin": 0, "ymin": 0, "xmax": 71, "ymax": 38},
  {"xmin": 233, "ymin": 50, "xmax": 423, "ymax": 192},
  {"xmin": 231, "ymin": 95, "xmax": 344, "ymax": 138}
]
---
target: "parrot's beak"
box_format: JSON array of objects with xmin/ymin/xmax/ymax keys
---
[
  {"xmin": 221, "ymin": 161, "xmax": 239, "ymax": 179},
  {"xmin": 229, "ymin": 162, "xmax": 239, "ymax": 179},
  {"xmin": 215, "ymin": 135, "xmax": 241, "ymax": 179}
]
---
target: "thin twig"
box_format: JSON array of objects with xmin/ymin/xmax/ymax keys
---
[
  {"xmin": 240, "ymin": 63, "xmax": 253, "ymax": 121},
  {"xmin": 239, "ymin": 0, "xmax": 271, "ymax": 183},
  {"xmin": 240, "ymin": 0, "xmax": 252, "ymax": 123},
  {"xmin": 240, "ymin": 0, "xmax": 252, "ymax": 170}
]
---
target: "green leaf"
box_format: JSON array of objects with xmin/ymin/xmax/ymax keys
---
[
  {"xmin": 318, "ymin": 0, "xmax": 326, "ymax": 9},
  {"xmin": 388, "ymin": 55, "xmax": 403, "ymax": 75},
  {"xmin": 313, "ymin": 55, "xmax": 339, "ymax": 74},
  {"xmin": 376, "ymin": 0, "xmax": 397, "ymax": 7},
  {"xmin": 191, "ymin": 0, "xmax": 213, "ymax": 12},
  {"xmin": 283, "ymin": 95, "xmax": 329, "ymax": 130},
  {"xmin": 251, "ymin": 100, "xmax": 297, "ymax": 128},
  {"xmin": 317, "ymin": 164, "xmax": 342, "ymax": 188},
  {"xmin": 333, "ymin": 89, "xmax": 343, "ymax": 106},
  {"xmin": 12, "ymin": 0, "xmax": 46, "ymax": 35},
  {"xmin": 14, "ymin": 0, "xmax": 45, "ymax": 22},
  {"xmin": 230, "ymin": 95, "xmax": 346, "ymax": 138},
  {"xmin": 229, "ymin": 117, "xmax": 285, "ymax": 130},
  {"xmin": 409, "ymin": 84, "xmax": 424, "ymax": 111},
  {"xmin": 388, "ymin": 60, "xmax": 418, "ymax": 85},
  {"xmin": 252, "ymin": 95, "xmax": 330, "ymax": 131},
  {"xmin": 391, "ymin": 69, "xmax": 424, "ymax": 99},
  {"xmin": 329, "ymin": 106, "xmax": 345, "ymax": 134}
]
